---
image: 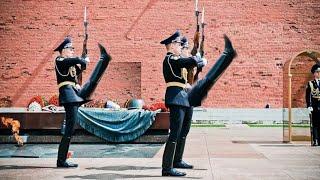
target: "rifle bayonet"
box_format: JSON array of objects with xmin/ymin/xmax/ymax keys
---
[{"xmin": 82, "ymin": 6, "xmax": 88, "ymax": 58}]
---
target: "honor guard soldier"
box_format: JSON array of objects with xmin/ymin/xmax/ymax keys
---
[
  {"xmin": 161, "ymin": 31, "xmax": 206, "ymax": 176},
  {"xmin": 54, "ymin": 37, "xmax": 112, "ymax": 167},
  {"xmin": 306, "ymin": 64, "xmax": 320, "ymax": 146},
  {"xmin": 161, "ymin": 31, "xmax": 237, "ymax": 176},
  {"xmin": 172, "ymin": 36, "xmax": 196, "ymax": 171}
]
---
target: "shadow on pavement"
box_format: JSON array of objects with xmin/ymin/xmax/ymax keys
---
[
  {"xmin": 81, "ymin": 165, "xmax": 203, "ymax": 179},
  {"xmin": 65, "ymin": 172, "xmax": 202, "ymax": 179},
  {"xmin": 87, "ymin": 165, "xmax": 207, "ymax": 171},
  {"xmin": 0, "ymin": 165, "xmax": 54, "ymax": 170},
  {"xmin": 192, "ymin": 168, "xmax": 208, "ymax": 170},
  {"xmin": 86, "ymin": 165, "xmax": 160, "ymax": 171}
]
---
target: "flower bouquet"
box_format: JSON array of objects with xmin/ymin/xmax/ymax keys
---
[
  {"xmin": 48, "ymin": 94, "xmax": 59, "ymax": 106},
  {"xmin": 143, "ymin": 102, "xmax": 168, "ymax": 112},
  {"xmin": 27, "ymin": 95, "xmax": 47, "ymax": 111}
]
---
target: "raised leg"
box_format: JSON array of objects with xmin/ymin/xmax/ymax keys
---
[
  {"xmin": 188, "ymin": 35, "xmax": 237, "ymax": 107},
  {"xmin": 78, "ymin": 43, "xmax": 112, "ymax": 100}
]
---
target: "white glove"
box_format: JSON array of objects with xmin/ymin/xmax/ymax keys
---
[
  {"xmin": 84, "ymin": 56, "xmax": 90, "ymax": 63},
  {"xmin": 202, "ymin": 57, "xmax": 208, "ymax": 66},
  {"xmin": 308, "ymin": 107, "xmax": 313, "ymax": 114},
  {"xmin": 75, "ymin": 84, "xmax": 81, "ymax": 90},
  {"xmin": 196, "ymin": 52, "xmax": 201, "ymax": 59},
  {"xmin": 186, "ymin": 83, "xmax": 192, "ymax": 90}
]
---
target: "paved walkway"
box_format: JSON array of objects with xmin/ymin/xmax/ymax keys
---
[{"xmin": 0, "ymin": 125, "xmax": 319, "ymax": 179}]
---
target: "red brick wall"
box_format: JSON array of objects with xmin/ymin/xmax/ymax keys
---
[{"xmin": 0, "ymin": 0, "xmax": 320, "ymax": 108}]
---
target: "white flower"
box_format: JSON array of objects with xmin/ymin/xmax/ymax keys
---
[
  {"xmin": 28, "ymin": 101, "xmax": 42, "ymax": 112},
  {"xmin": 106, "ymin": 101, "xmax": 120, "ymax": 109}
]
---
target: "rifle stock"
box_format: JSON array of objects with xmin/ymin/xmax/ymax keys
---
[
  {"xmin": 188, "ymin": 26, "xmax": 200, "ymax": 85},
  {"xmin": 193, "ymin": 23, "xmax": 205, "ymax": 82},
  {"xmin": 81, "ymin": 33, "xmax": 88, "ymax": 58},
  {"xmin": 199, "ymin": 33, "xmax": 204, "ymax": 57},
  {"xmin": 191, "ymin": 31, "xmax": 200, "ymax": 56}
]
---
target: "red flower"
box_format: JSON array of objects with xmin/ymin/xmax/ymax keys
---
[
  {"xmin": 49, "ymin": 95, "xmax": 59, "ymax": 106},
  {"xmin": 27, "ymin": 95, "xmax": 46, "ymax": 107},
  {"xmin": 143, "ymin": 102, "xmax": 168, "ymax": 112}
]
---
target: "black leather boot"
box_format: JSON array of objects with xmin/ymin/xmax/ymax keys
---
[
  {"xmin": 79, "ymin": 43, "xmax": 112, "ymax": 99},
  {"xmin": 57, "ymin": 136, "xmax": 78, "ymax": 168},
  {"xmin": 314, "ymin": 127, "xmax": 318, "ymax": 144},
  {"xmin": 57, "ymin": 161, "xmax": 78, "ymax": 168},
  {"xmin": 314, "ymin": 127, "xmax": 319, "ymax": 146},
  {"xmin": 162, "ymin": 141, "xmax": 186, "ymax": 176},
  {"xmin": 173, "ymin": 137, "xmax": 193, "ymax": 169},
  {"xmin": 188, "ymin": 34, "xmax": 237, "ymax": 107},
  {"xmin": 311, "ymin": 127, "xmax": 317, "ymax": 146}
]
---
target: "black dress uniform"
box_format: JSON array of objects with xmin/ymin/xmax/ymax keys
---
[
  {"xmin": 306, "ymin": 64, "xmax": 320, "ymax": 146},
  {"xmin": 161, "ymin": 31, "xmax": 236, "ymax": 176},
  {"xmin": 172, "ymin": 36, "xmax": 195, "ymax": 170},
  {"xmin": 54, "ymin": 37, "xmax": 111, "ymax": 168}
]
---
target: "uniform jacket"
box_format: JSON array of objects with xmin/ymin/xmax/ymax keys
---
[
  {"xmin": 306, "ymin": 79, "xmax": 320, "ymax": 109},
  {"xmin": 55, "ymin": 56, "xmax": 87, "ymax": 105},
  {"xmin": 162, "ymin": 52, "xmax": 197, "ymax": 107}
]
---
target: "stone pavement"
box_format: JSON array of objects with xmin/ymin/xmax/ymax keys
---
[{"xmin": 0, "ymin": 125, "xmax": 319, "ymax": 180}]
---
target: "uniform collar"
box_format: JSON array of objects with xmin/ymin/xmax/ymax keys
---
[
  {"xmin": 166, "ymin": 52, "xmax": 180, "ymax": 58},
  {"xmin": 314, "ymin": 79, "xmax": 320, "ymax": 87}
]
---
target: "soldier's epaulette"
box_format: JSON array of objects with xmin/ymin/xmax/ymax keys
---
[
  {"xmin": 56, "ymin": 57, "xmax": 64, "ymax": 61},
  {"xmin": 169, "ymin": 55, "xmax": 179, "ymax": 60},
  {"xmin": 309, "ymin": 81, "xmax": 317, "ymax": 91},
  {"xmin": 309, "ymin": 81, "xmax": 313, "ymax": 87}
]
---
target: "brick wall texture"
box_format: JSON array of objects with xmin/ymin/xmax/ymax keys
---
[{"xmin": 0, "ymin": 0, "xmax": 319, "ymax": 108}]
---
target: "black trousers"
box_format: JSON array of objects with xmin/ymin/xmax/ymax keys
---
[
  {"xmin": 311, "ymin": 109, "xmax": 320, "ymax": 144},
  {"xmin": 167, "ymin": 105, "xmax": 193, "ymax": 142},
  {"xmin": 162, "ymin": 105, "xmax": 193, "ymax": 168},
  {"xmin": 63, "ymin": 103, "xmax": 80, "ymax": 137},
  {"xmin": 57, "ymin": 103, "xmax": 79, "ymax": 163}
]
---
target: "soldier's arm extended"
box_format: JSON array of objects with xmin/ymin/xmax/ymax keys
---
[
  {"xmin": 169, "ymin": 56, "xmax": 203, "ymax": 69},
  {"xmin": 59, "ymin": 57, "xmax": 88, "ymax": 67}
]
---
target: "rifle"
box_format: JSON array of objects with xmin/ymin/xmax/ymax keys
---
[
  {"xmin": 194, "ymin": 7, "xmax": 206, "ymax": 82},
  {"xmin": 187, "ymin": 0, "xmax": 201, "ymax": 85},
  {"xmin": 78, "ymin": 6, "xmax": 88, "ymax": 85},
  {"xmin": 82, "ymin": 6, "xmax": 88, "ymax": 58}
]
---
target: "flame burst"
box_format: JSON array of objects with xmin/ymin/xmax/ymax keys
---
[{"xmin": 1, "ymin": 117, "xmax": 23, "ymax": 146}]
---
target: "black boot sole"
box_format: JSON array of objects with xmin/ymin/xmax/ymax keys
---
[
  {"xmin": 57, "ymin": 162, "xmax": 78, "ymax": 168},
  {"xmin": 162, "ymin": 172, "xmax": 186, "ymax": 176},
  {"xmin": 162, "ymin": 169, "xmax": 186, "ymax": 176},
  {"xmin": 173, "ymin": 165, "xmax": 194, "ymax": 169}
]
